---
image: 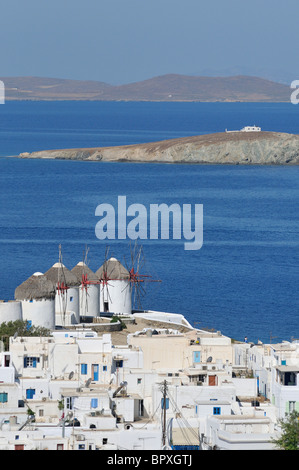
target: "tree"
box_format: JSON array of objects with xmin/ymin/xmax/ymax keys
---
[
  {"xmin": 0, "ymin": 320, "xmax": 50, "ymax": 350},
  {"xmin": 273, "ymin": 411, "xmax": 299, "ymax": 450}
]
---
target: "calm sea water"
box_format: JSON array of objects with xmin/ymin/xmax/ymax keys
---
[{"xmin": 0, "ymin": 101, "xmax": 298, "ymax": 344}]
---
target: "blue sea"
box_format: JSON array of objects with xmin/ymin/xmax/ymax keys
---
[{"xmin": 0, "ymin": 101, "xmax": 298, "ymax": 344}]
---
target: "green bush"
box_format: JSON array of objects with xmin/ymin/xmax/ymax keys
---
[{"xmin": 0, "ymin": 320, "xmax": 51, "ymax": 350}]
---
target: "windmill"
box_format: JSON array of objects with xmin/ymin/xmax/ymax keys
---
[
  {"xmin": 56, "ymin": 245, "xmax": 69, "ymax": 327},
  {"xmin": 95, "ymin": 247, "xmax": 132, "ymax": 316},
  {"xmin": 44, "ymin": 245, "xmax": 80, "ymax": 327},
  {"xmin": 72, "ymin": 246, "xmax": 100, "ymax": 318},
  {"xmin": 98, "ymin": 246, "xmax": 114, "ymax": 313},
  {"xmin": 123, "ymin": 241, "xmax": 162, "ymax": 311}
]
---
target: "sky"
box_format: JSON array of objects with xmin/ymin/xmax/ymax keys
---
[{"xmin": 1, "ymin": 0, "xmax": 299, "ymax": 85}]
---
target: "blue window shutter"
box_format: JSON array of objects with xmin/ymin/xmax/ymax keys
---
[
  {"xmin": 24, "ymin": 357, "xmax": 27, "ymax": 368},
  {"xmin": 0, "ymin": 393, "xmax": 8, "ymax": 403},
  {"xmin": 33, "ymin": 358, "xmax": 37, "ymax": 368},
  {"xmin": 91, "ymin": 398, "xmax": 98, "ymax": 408},
  {"xmin": 81, "ymin": 364, "xmax": 87, "ymax": 375},
  {"xmin": 26, "ymin": 389, "xmax": 35, "ymax": 399}
]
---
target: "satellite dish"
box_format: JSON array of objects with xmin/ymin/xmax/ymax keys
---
[
  {"xmin": 85, "ymin": 378, "xmax": 92, "ymax": 388},
  {"xmin": 207, "ymin": 356, "xmax": 213, "ymax": 363},
  {"xmin": 68, "ymin": 371, "xmax": 74, "ymax": 380}
]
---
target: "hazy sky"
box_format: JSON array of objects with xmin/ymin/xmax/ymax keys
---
[{"xmin": 1, "ymin": 0, "xmax": 299, "ymax": 84}]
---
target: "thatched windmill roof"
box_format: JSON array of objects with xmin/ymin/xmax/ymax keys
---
[
  {"xmin": 15, "ymin": 272, "xmax": 56, "ymax": 301},
  {"xmin": 71, "ymin": 262, "xmax": 99, "ymax": 284},
  {"xmin": 95, "ymin": 257, "xmax": 130, "ymax": 281},
  {"xmin": 44, "ymin": 262, "xmax": 80, "ymax": 287}
]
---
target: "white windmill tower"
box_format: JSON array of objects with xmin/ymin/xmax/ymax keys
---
[
  {"xmin": 14, "ymin": 272, "xmax": 56, "ymax": 330},
  {"xmin": 95, "ymin": 243, "xmax": 161, "ymax": 316},
  {"xmin": 95, "ymin": 252, "xmax": 132, "ymax": 317},
  {"xmin": 0, "ymin": 299, "xmax": 22, "ymax": 324},
  {"xmin": 44, "ymin": 248, "xmax": 80, "ymax": 327},
  {"xmin": 71, "ymin": 258, "xmax": 100, "ymax": 319}
]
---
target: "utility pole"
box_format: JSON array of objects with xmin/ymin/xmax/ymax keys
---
[{"xmin": 162, "ymin": 380, "xmax": 167, "ymax": 447}]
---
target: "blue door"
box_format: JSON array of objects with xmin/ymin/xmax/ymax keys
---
[
  {"xmin": 193, "ymin": 351, "xmax": 201, "ymax": 363},
  {"xmin": 92, "ymin": 364, "xmax": 99, "ymax": 381}
]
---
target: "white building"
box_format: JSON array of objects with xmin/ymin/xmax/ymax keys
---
[
  {"xmin": 2, "ymin": 304, "xmax": 296, "ymax": 451},
  {"xmin": 202, "ymin": 414, "xmax": 277, "ymax": 450}
]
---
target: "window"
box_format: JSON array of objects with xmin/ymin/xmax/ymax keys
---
[
  {"xmin": 102, "ymin": 438, "xmax": 108, "ymax": 445},
  {"xmin": 0, "ymin": 392, "xmax": 8, "ymax": 403},
  {"xmin": 91, "ymin": 398, "xmax": 98, "ymax": 408},
  {"xmin": 137, "ymin": 378, "xmax": 142, "ymax": 384},
  {"xmin": 213, "ymin": 407, "xmax": 221, "ymax": 415},
  {"xmin": 139, "ymin": 399, "xmax": 144, "ymax": 417},
  {"xmin": 26, "ymin": 389, "xmax": 36, "ymax": 400},
  {"xmin": 289, "ymin": 401, "xmax": 296, "ymax": 413},
  {"xmin": 4, "ymin": 355, "xmax": 10, "ymax": 367},
  {"xmin": 70, "ymin": 296, "xmax": 73, "ymax": 302},
  {"xmin": 24, "ymin": 357, "xmax": 38, "ymax": 368},
  {"xmin": 66, "ymin": 397, "xmax": 73, "ymax": 410},
  {"xmin": 81, "ymin": 363, "xmax": 88, "ymax": 375},
  {"xmin": 115, "ymin": 360, "xmax": 123, "ymax": 368},
  {"xmin": 103, "ymin": 365, "xmax": 107, "ymax": 372}
]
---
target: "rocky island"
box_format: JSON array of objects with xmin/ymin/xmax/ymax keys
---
[{"xmin": 19, "ymin": 131, "xmax": 299, "ymax": 165}]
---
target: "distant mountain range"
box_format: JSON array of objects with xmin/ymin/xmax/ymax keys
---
[{"xmin": 1, "ymin": 74, "xmax": 292, "ymax": 102}]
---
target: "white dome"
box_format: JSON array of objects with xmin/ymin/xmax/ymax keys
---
[{"xmin": 52, "ymin": 262, "xmax": 66, "ymax": 268}]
